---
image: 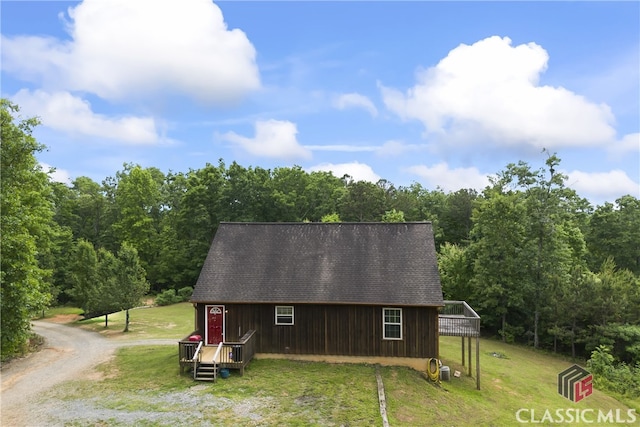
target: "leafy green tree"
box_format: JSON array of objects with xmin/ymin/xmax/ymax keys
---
[
  {"xmin": 168, "ymin": 163, "xmax": 226, "ymax": 287},
  {"xmin": 67, "ymin": 239, "xmax": 99, "ymax": 313},
  {"xmin": 339, "ymin": 180, "xmax": 386, "ymax": 222},
  {"xmin": 400, "ymin": 183, "xmax": 446, "ymax": 246},
  {"xmin": 586, "ymin": 196, "xmax": 640, "ymax": 275},
  {"xmin": 72, "ymin": 177, "xmax": 109, "ymax": 246},
  {"xmin": 220, "ymin": 162, "xmax": 272, "ymax": 222},
  {"xmin": 92, "ymin": 247, "xmax": 122, "ymax": 327},
  {"xmin": 76, "ymin": 243, "xmax": 149, "ymax": 331},
  {"xmin": 547, "ymin": 266, "xmax": 596, "ymax": 357},
  {"xmin": 270, "ymin": 166, "xmax": 310, "ymax": 221},
  {"xmin": 305, "ymin": 171, "xmax": 346, "ymax": 221},
  {"xmin": 321, "ymin": 213, "xmax": 341, "ymax": 223},
  {"xmin": 438, "ymin": 243, "xmax": 473, "ymax": 301},
  {"xmin": 155, "ymin": 171, "xmax": 193, "ymax": 288},
  {"xmin": 490, "ymin": 153, "xmax": 584, "ymax": 348},
  {"xmin": 468, "ymin": 191, "xmax": 532, "ymax": 342},
  {"xmin": 112, "ymin": 164, "xmax": 163, "ymax": 287},
  {"xmin": 440, "ymin": 189, "xmax": 477, "ymax": 246},
  {"xmin": 381, "ymin": 209, "xmax": 405, "ymax": 222},
  {"xmin": 116, "ymin": 242, "xmax": 150, "ymax": 332},
  {"xmin": 1, "ymin": 100, "xmax": 54, "ymax": 358}
]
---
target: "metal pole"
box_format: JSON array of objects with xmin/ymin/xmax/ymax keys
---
[
  {"xmin": 468, "ymin": 336, "xmax": 472, "ymax": 376},
  {"xmin": 476, "ymin": 336, "xmax": 481, "ymax": 390},
  {"xmin": 461, "ymin": 336, "xmax": 465, "ymax": 366}
]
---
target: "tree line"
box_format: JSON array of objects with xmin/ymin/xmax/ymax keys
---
[{"xmin": 2, "ymin": 100, "xmax": 638, "ymax": 392}]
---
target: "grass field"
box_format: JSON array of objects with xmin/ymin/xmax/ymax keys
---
[
  {"xmin": 42, "ymin": 303, "xmax": 639, "ymax": 426},
  {"xmin": 43, "ymin": 302, "xmax": 195, "ymax": 340}
]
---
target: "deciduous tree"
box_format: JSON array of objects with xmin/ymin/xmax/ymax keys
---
[{"xmin": 1, "ymin": 100, "xmax": 54, "ymax": 357}]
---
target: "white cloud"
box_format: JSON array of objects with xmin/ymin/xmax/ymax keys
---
[
  {"xmin": 41, "ymin": 162, "xmax": 72, "ymax": 184},
  {"xmin": 308, "ymin": 161, "xmax": 380, "ymax": 183},
  {"xmin": 565, "ymin": 169, "xmax": 639, "ymax": 203},
  {"xmin": 305, "ymin": 144, "xmax": 378, "ymax": 152},
  {"xmin": 405, "ymin": 162, "xmax": 490, "ymax": 192},
  {"xmin": 608, "ymin": 133, "xmax": 640, "ymax": 157},
  {"xmin": 12, "ymin": 90, "xmax": 161, "ymax": 144},
  {"xmin": 333, "ymin": 93, "xmax": 378, "ymax": 117},
  {"xmin": 376, "ymin": 140, "xmax": 427, "ymax": 157},
  {"xmin": 380, "ymin": 36, "xmax": 617, "ymax": 151},
  {"xmin": 305, "ymin": 140, "xmax": 427, "ymax": 156},
  {"xmin": 1, "ymin": 0, "xmax": 259, "ymax": 104},
  {"xmin": 222, "ymin": 120, "xmax": 312, "ymax": 160}
]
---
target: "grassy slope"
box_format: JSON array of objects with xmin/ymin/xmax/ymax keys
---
[
  {"xmin": 43, "ymin": 302, "xmax": 195, "ymax": 340},
  {"xmin": 42, "ymin": 303, "xmax": 638, "ymax": 426},
  {"xmin": 386, "ymin": 336, "xmax": 639, "ymax": 426}
]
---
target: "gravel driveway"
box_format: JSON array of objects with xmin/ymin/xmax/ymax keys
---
[{"xmin": 1, "ymin": 321, "xmax": 177, "ymax": 426}]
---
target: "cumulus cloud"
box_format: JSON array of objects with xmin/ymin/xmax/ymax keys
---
[
  {"xmin": 333, "ymin": 93, "xmax": 378, "ymax": 117},
  {"xmin": 308, "ymin": 161, "xmax": 381, "ymax": 183},
  {"xmin": 13, "ymin": 90, "xmax": 161, "ymax": 144},
  {"xmin": 405, "ymin": 162, "xmax": 490, "ymax": 192},
  {"xmin": 565, "ymin": 169, "xmax": 639, "ymax": 203},
  {"xmin": 609, "ymin": 133, "xmax": 640, "ymax": 157},
  {"xmin": 1, "ymin": 0, "xmax": 259, "ymax": 104},
  {"xmin": 222, "ymin": 120, "xmax": 312, "ymax": 160},
  {"xmin": 380, "ymin": 36, "xmax": 617, "ymax": 150}
]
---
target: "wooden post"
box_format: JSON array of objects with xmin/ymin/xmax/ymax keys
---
[
  {"xmin": 476, "ymin": 336, "xmax": 481, "ymax": 390},
  {"xmin": 375, "ymin": 365, "xmax": 390, "ymax": 427},
  {"xmin": 461, "ymin": 336, "xmax": 465, "ymax": 366},
  {"xmin": 468, "ymin": 336, "xmax": 472, "ymax": 376}
]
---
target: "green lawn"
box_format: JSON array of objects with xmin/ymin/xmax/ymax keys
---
[
  {"xmin": 41, "ymin": 303, "xmax": 638, "ymax": 426},
  {"xmin": 71, "ymin": 302, "xmax": 195, "ymax": 340}
]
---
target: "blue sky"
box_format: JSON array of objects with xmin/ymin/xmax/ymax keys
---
[{"xmin": 2, "ymin": 1, "xmax": 638, "ymax": 206}]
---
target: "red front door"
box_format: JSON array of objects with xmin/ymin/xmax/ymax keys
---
[{"xmin": 206, "ymin": 305, "xmax": 224, "ymax": 345}]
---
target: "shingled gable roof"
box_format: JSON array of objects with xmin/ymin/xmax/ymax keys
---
[{"xmin": 191, "ymin": 222, "xmax": 444, "ymax": 307}]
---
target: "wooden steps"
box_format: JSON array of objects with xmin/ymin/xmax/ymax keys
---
[{"xmin": 194, "ymin": 362, "xmax": 218, "ymax": 382}]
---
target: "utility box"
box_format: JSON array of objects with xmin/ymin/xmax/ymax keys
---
[{"xmin": 440, "ymin": 365, "xmax": 451, "ymax": 381}]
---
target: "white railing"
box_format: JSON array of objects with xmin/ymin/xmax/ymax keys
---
[
  {"xmin": 212, "ymin": 341, "xmax": 223, "ymax": 363},
  {"xmin": 191, "ymin": 341, "xmax": 203, "ymax": 380}
]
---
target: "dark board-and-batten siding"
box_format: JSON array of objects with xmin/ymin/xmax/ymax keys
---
[{"xmin": 196, "ymin": 303, "xmax": 439, "ymax": 359}]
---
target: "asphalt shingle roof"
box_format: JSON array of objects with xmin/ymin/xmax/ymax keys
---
[{"xmin": 191, "ymin": 222, "xmax": 443, "ymax": 306}]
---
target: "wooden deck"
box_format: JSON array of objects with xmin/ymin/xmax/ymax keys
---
[
  {"xmin": 200, "ymin": 345, "xmax": 232, "ymax": 363},
  {"xmin": 438, "ymin": 301, "xmax": 481, "ymax": 390},
  {"xmin": 178, "ymin": 329, "xmax": 257, "ymax": 379},
  {"xmin": 439, "ymin": 315, "xmax": 480, "ymax": 337}
]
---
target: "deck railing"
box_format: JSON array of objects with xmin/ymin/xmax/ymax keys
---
[
  {"xmin": 179, "ymin": 330, "xmax": 257, "ymax": 376},
  {"xmin": 179, "ymin": 331, "xmax": 202, "ymax": 374},
  {"xmin": 192, "ymin": 341, "xmax": 203, "ymax": 380},
  {"xmin": 217, "ymin": 330, "xmax": 256, "ymax": 375},
  {"xmin": 439, "ymin": 300, "xmax": 480, "ymax": 337}
]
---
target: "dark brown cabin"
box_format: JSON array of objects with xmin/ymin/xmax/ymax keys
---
[{"xmin": 183, "ymin": 222, "xmax": 444, "ymax": 378}]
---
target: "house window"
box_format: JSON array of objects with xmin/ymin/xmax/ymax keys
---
[
  {"xmin": 275, "ymin": 306, "xmax": 294, "ymax": 325},
  {"xmin": 383, "ymin": 308, "xmax": 402, "ymax": 340}
]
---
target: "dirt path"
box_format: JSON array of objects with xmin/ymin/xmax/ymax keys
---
[{"xmin": 1, "ymin": 321, "xmax": 177, "ymax": 426}]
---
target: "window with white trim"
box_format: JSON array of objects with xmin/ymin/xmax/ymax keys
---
[
  {"xmin": 383, "ymin": 308, "xmax": 402, "ymax": 340},
  {"xmin": 275, "ymin": 306, "xmax": 294, "ymax": 325}
]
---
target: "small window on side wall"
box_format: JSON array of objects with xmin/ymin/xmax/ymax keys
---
[
  {"xmin": 383, "ymin": 307, "xmax": 402, "ymax": 340},
  {"xmin": 275, "ymin": 305, "xmax": 294, "ymax": 325}
]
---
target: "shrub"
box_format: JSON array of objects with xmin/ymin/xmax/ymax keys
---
[
  {"xmin": 177, "ymin": 286, "xmax": 193, "ymax": 301},
  {"xmin": 155, "ymin": 286, "xmax": 193, "ymax": 306},
  {"xmin": 588, "ymin": 345, "xmax": 640, "ymax": 398},
  {"xmin": 155, "ymin": 289, "xmax": 181, "ymax": 306}
]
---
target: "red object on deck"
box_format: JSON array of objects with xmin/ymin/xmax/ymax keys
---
[{"xmin": 188, "ymin": 335, "xmax": 202, "ymax": 341}]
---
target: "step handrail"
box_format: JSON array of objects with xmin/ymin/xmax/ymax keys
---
[
  {"xmin": 212, "ymin": 341, "xmax": 223, "ymax": 364},
  {"xmin": 211, "ymin": 341, "xmax": 223, "ymax": 382},
  {"xmin": 192, "ymin": 341, "xmax": 203, "ymax": 380}
]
